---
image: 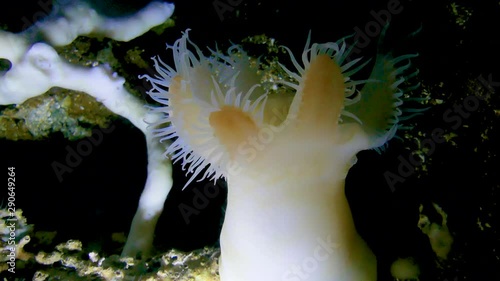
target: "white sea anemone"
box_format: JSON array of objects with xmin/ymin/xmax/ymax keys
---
[
  {"xmin": 142, "ymin": 29, "xmax": 421, "ymax": 281},
  {"xmin": 141, "ymin": 29, "xmax": 269, "ymax": 187}
]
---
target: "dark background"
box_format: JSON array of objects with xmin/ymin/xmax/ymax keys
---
[{"xmin": 1, "ymin": 0, "xmax": 499, "ymax": 280}]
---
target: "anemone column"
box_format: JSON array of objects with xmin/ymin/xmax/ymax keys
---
[{"xmin": 143, "ymin": 29, "xmax": 419, "ymax": 281}]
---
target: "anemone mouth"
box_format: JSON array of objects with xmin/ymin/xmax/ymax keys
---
[
  {"xmin": 278, "ymin": 31, "xmax": 371, "ymax": 127},
  {"xmin": 141, "ymin": 30, "xmax": 269, "ymax": 186},
  {"xmin": 278, "ymin": 31, "xmax": 422, "ymax": 152},
  {"xmin": 165, "ymin": 79, "xmax": 267, "ymax": 186},
  {"xmin": 148, "ymin": 78, "xmax": 269, "ymax": 187},
  {"xmin": 341, "ymin": 51, "xmax": 422, "ymax": 152}
]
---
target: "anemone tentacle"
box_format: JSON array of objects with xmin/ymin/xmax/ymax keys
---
[
  {"xmin": 143, "ymin": 29, "xmax": 422, "ymax": 186},
  {"xmin": 141, "ymin": 30, "xmax": 271, "ymax": 187},
  {"xmin": 279, "ymin": 32, "xmax": 372, "ymax": 127}
]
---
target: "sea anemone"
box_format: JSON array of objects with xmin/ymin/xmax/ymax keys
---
[
  {"xmin": 142, "ymin": 28, "xmax": 419, "ymax": 281},
  {"xmin": 141, "ymin": 29, "xmax": 268, "ymax": 187}
]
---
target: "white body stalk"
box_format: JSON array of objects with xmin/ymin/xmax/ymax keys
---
[
  {"xmin": 142, "ymin": 31, "xmax": 415, "ymax": 281},
  {"xmin": 219, "ymin": 131, "xmax": 377, "ymax": 281}
]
